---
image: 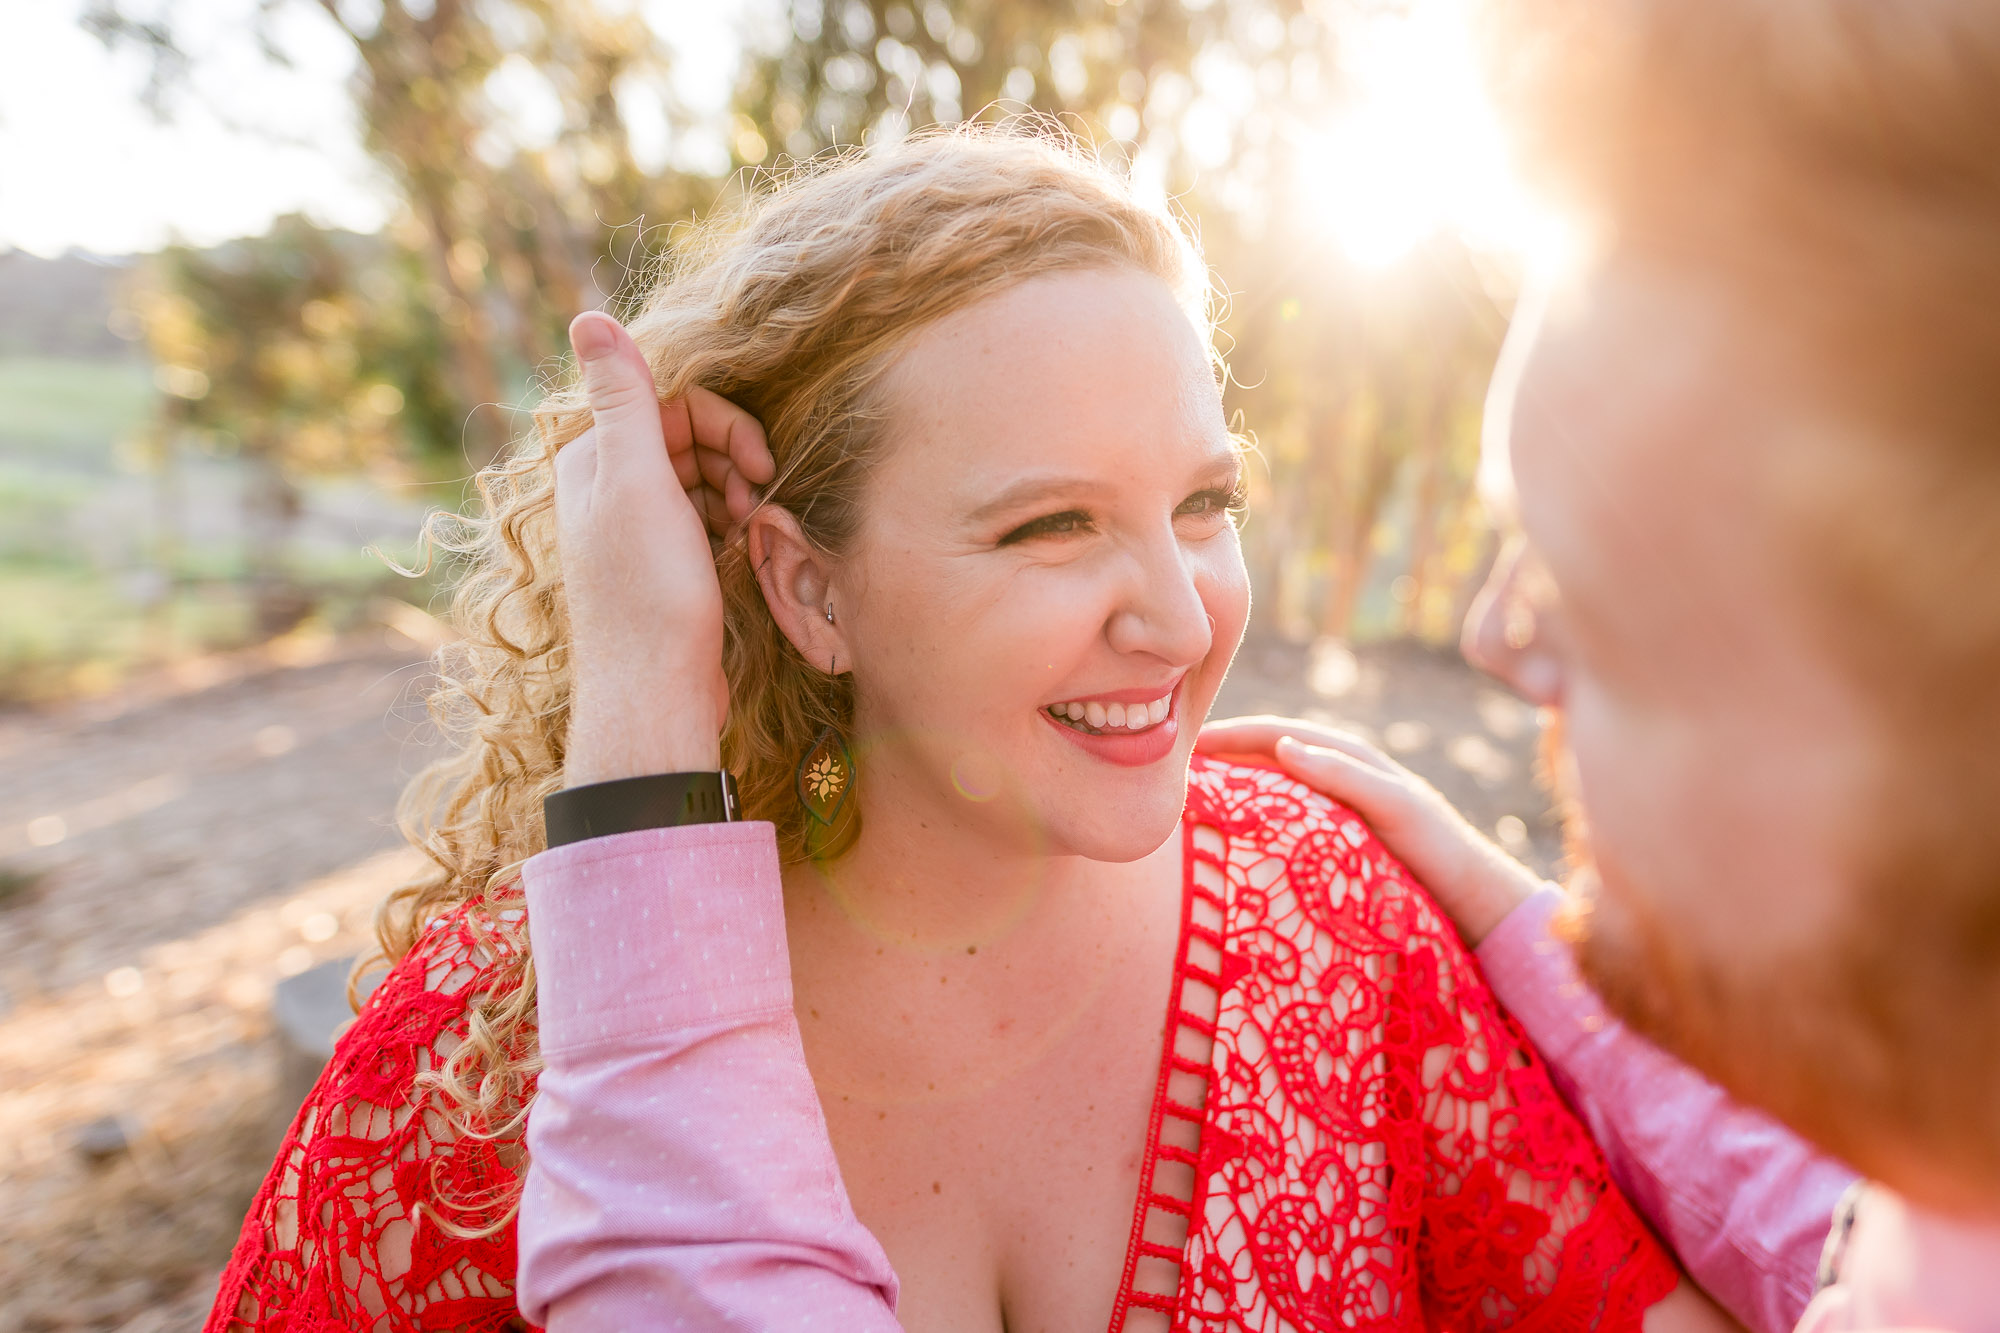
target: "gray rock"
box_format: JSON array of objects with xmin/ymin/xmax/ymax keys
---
[
  {"xmin": 73, "ymin": 1113, "xmax": 130, "ymax": 1164},
  {"xmin": 273, "ymin": 956, "xmax": 384, "ymax": 1109}
]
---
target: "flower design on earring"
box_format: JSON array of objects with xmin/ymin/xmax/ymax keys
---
[
  {"xmin": 806, "ymin": 752, "xmax": 847, "ymax": 801},
  {"xmin": 795, "ymin": 714, "xmax": 853, "ymax": 833}
]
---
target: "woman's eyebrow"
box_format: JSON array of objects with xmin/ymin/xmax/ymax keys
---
[
  {"xmin": 961, "ymin": 446, "xmax": 1240, "ymax": 525},
  {"xmin": 961, "ymin": 475, "xmax": 1093, "ymax": 526},
  {"xmin": 1194, "ymin": 445, "xmax": 1246, "ymax": 486}
]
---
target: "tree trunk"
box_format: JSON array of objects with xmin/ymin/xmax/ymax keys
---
[
  {"xmin": 1400, "ymin": 390, "xmax": 1449, "ymax": 638},
  {"xmin": 243, "ymin": 439, "xmax": 309, "ymax": 639}
]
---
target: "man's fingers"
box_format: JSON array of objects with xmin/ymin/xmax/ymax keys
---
[
  {"xmin": 1199, "ymin": 714, "xmax": 1348, "ymax": 754},
  {"xmin": 1271, "ymin": 738, "xmax": 1412, "ymax": 826},
  {"xmin": 570, "ymin": 312, "xmax": 669, "ymax": 492},
  {"xmin": 659, "ymin": 398, "xmax": 702, "ymax": 490},
  {"xmin": 693, "ymin": 485, "xmax": 731, "ymax": 534},
  {"xmin": 1288, "ymin": 727, "xmax": 1399, "ymax": 775},
  {"xmin": 1199, "ymin": 715, "xmax": 1399, "ymax": 775},
  {"xmin": 661, "ymin": 385, "xmax": 769, "ymax": 526},
  {"xmin": 694, "ymin": 441, "xmax": 737, "ymax": 491},
  {"xmin": 564, "ymin": 316, "xmax": 769, "ymax": 546}
]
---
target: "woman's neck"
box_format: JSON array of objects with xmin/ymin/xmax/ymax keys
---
[
  {"xmin": 776, "ymin": 738, "xmax": 1188, "ymax": 1107},
  {"xmin": 787, "ymin": 740, "xmax": 1164, "ymax": 956}
]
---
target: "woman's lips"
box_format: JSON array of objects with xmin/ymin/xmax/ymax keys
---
[{"xmin": 1039, "ymin": 681, "xmax": 1184, "ymax": 767}]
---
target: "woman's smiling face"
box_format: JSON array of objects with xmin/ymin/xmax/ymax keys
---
[{"xmin": 812, "ymin": 265, "xmax": 1250, "ymax": 863}]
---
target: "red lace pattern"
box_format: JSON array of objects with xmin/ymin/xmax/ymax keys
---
[
  {"xmin": 205, "ymin": 905, "xmax": 538, "ymax": 1333},
  {"xmin": 210, "ymin": 760, "xmax": 1675, "ymax": 1331},
  {"xmin": 1114, "ymin": 759, "xmax": 1677, "ymax": 1331}
]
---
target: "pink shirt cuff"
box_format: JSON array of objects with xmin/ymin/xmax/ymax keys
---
[
  {"xmin": 1477, "ymin": 887, "xmax": 1857, "ymax": 1333},
  {"xmin": 528, "ymin": 821, "xmax": 795, "ymax": 1047}
]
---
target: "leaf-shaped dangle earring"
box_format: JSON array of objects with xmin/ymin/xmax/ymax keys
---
[
  {"xmin": 795, "ymin": 722, "xmax": 853, "ymax": 855},
  {"xmin": 795, "ymin": 652, "xmax": 854, "ymax": 853},
  {"xmin": 797, "ymin": 724, "xmax": 851, "ymax": 816}
]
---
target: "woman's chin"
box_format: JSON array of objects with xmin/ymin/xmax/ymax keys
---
[
  {"xmin": 1039, "ymin": 773, "xmax": 1191, "ymax": 863},
  {"xmin": 939, "ymin": 721, "xmax": 1198, "ymax": 861}
]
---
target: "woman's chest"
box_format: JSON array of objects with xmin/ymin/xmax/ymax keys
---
[
  {"xmin": 816, "ymin": 1010, "xmax": 1169, "ymax": 1332},
  {"xmin": 789, "ymin": 873, "xmax": 1191, "ymax": 1332}
]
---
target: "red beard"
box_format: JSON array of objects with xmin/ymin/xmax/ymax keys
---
[{"xmin": 1537, "ymin": 713, "xmax": 2000, "ymax": 1211}]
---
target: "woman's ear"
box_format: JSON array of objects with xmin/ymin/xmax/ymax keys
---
[{"xmin": 747, "ymin": 506, "xmax": 847, "ymax": 671}]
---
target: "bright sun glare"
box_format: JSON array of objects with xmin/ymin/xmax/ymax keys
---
[{"xmin": 1289, "ymin": 0, "xmax": 1566, "ymax": 269}]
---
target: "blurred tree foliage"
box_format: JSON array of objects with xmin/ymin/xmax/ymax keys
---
[
  {"xmin": 308, "ymin": 0, "xmax": 719, "ymax": 462},
  {"xmin": 735, "ymin": 0, "xmax": 1232, "ymax": 155},
  {"xmin": 135, "ymin": 217, "xmax": 456, "ymax": 630},
  {"xmin": 91, "ymin": 0, "xmax": 718, "ymax": 466},
  {"xmin": 1216, "ymin": 211, "xmax": 1505, "ymax": 641},
  {"xmin": 90, "ymin": 0, "xmax": 1508, "ymax": 644}
]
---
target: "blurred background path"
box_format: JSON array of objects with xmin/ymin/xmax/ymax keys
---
[{"xmin": 0, "ymin": 633, "xmax": 445, "ymax": 1331}]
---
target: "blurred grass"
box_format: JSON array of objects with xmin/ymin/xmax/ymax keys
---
[
  {"xmin": 0, "ymin": 357, "xmax": 154, "ymax": 697},
  {"xmin": 0, "ymin": 566, "xmax": 252, "ymax": 698},
  {"xmin": 0, "ymin": 357, "xmax": 154, "ymax": 461},
  {"xmin": 0, "ymin": 355, "xmax": 433, "ymax": 703}
]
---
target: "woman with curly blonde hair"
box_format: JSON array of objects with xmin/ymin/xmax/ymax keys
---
[{"xmin": 207, "ymin": 127, "xmax": 1723, "ymax": 1332}]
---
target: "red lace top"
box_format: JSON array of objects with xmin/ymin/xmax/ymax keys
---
[
  {"xmin": 207, "ymin": 904, "xmax": 539, "ymax": 1333},
  {"xmin": 210, "ymin": 759, "xmax": 1675, "ymax": 1330},
  {"xmin": 1121, "ymin": 760, "xmax": 1677, "ymax": 1328}
]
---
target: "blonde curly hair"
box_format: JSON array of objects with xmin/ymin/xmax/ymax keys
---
[{"xmin": 362, "ymin": 125, "xmax": 1215, "ymax": 1216}]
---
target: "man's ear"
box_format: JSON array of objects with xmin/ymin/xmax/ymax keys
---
[{"xmin": 747, "ymin": 506, "xmax": 846, "ymax": 670}]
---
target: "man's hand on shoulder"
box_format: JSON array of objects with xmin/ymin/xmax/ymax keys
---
[{"xmin": 1199, "ymin": 715, "xmax": 1543, "ymax": 948}]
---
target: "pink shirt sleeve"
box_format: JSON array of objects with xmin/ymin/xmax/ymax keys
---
[
  {"xmin": 514, "ymin": 821, "xmax": 901, "ymax": 1331},
  {"xmin": 1476, "ymin": 887, "xmax": 1857, "ymax": 1333}
]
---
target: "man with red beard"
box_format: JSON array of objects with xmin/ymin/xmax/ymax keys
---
[{"xmin": 1212, "ymin": 1, "xmax": 2000, "ymax": 1328}]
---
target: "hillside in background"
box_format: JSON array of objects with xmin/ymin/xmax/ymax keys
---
[{"xmin": 0, "ymin": 250, "xmax": 138, "ymax": 360}]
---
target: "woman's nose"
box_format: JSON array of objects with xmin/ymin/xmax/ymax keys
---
[
  {"xmin": 1463, "ymin": 536, "xmax": 1566, "ymax": 707},
  {"xmin": 1106, "ymin": 532, "xmax": 1215, "ymax": 666}
]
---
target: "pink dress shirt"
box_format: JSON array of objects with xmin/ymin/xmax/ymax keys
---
[{"xmin": 516, "ymin": 825, "xmax": 1861, "ymax": 1331}]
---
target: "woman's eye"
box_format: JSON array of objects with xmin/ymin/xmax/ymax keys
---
[
  {"xmin": 998, "ymin": 510, "xmax": 1094, "ymax": 545},
  {"xmin": 1177, "ymin": 482, "xmax": 1249, "ymax": 522}
]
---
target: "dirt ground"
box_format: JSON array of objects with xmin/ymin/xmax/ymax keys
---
[{"xmin": 0, "ymin": 630, "xmax": 1558, "ymax": 1331}]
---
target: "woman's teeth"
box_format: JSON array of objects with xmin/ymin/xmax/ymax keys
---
[{"xmin": 1046, "ymin": 693, "xmax": 1172, "ymax": 734}]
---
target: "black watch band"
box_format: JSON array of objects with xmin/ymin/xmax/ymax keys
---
[{"xmin": 543, "ymin": 770, "xmax": 741, "ymax": 848}]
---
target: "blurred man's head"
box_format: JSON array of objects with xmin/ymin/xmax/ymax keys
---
[{"xmin": 1466, "ymin": 0, "xmax": 2000, "ymax": 1211}]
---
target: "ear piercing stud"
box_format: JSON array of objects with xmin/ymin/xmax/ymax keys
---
[{"xmin": 825, "ymin": 603, "xmax": 835, "ymax": 623}]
